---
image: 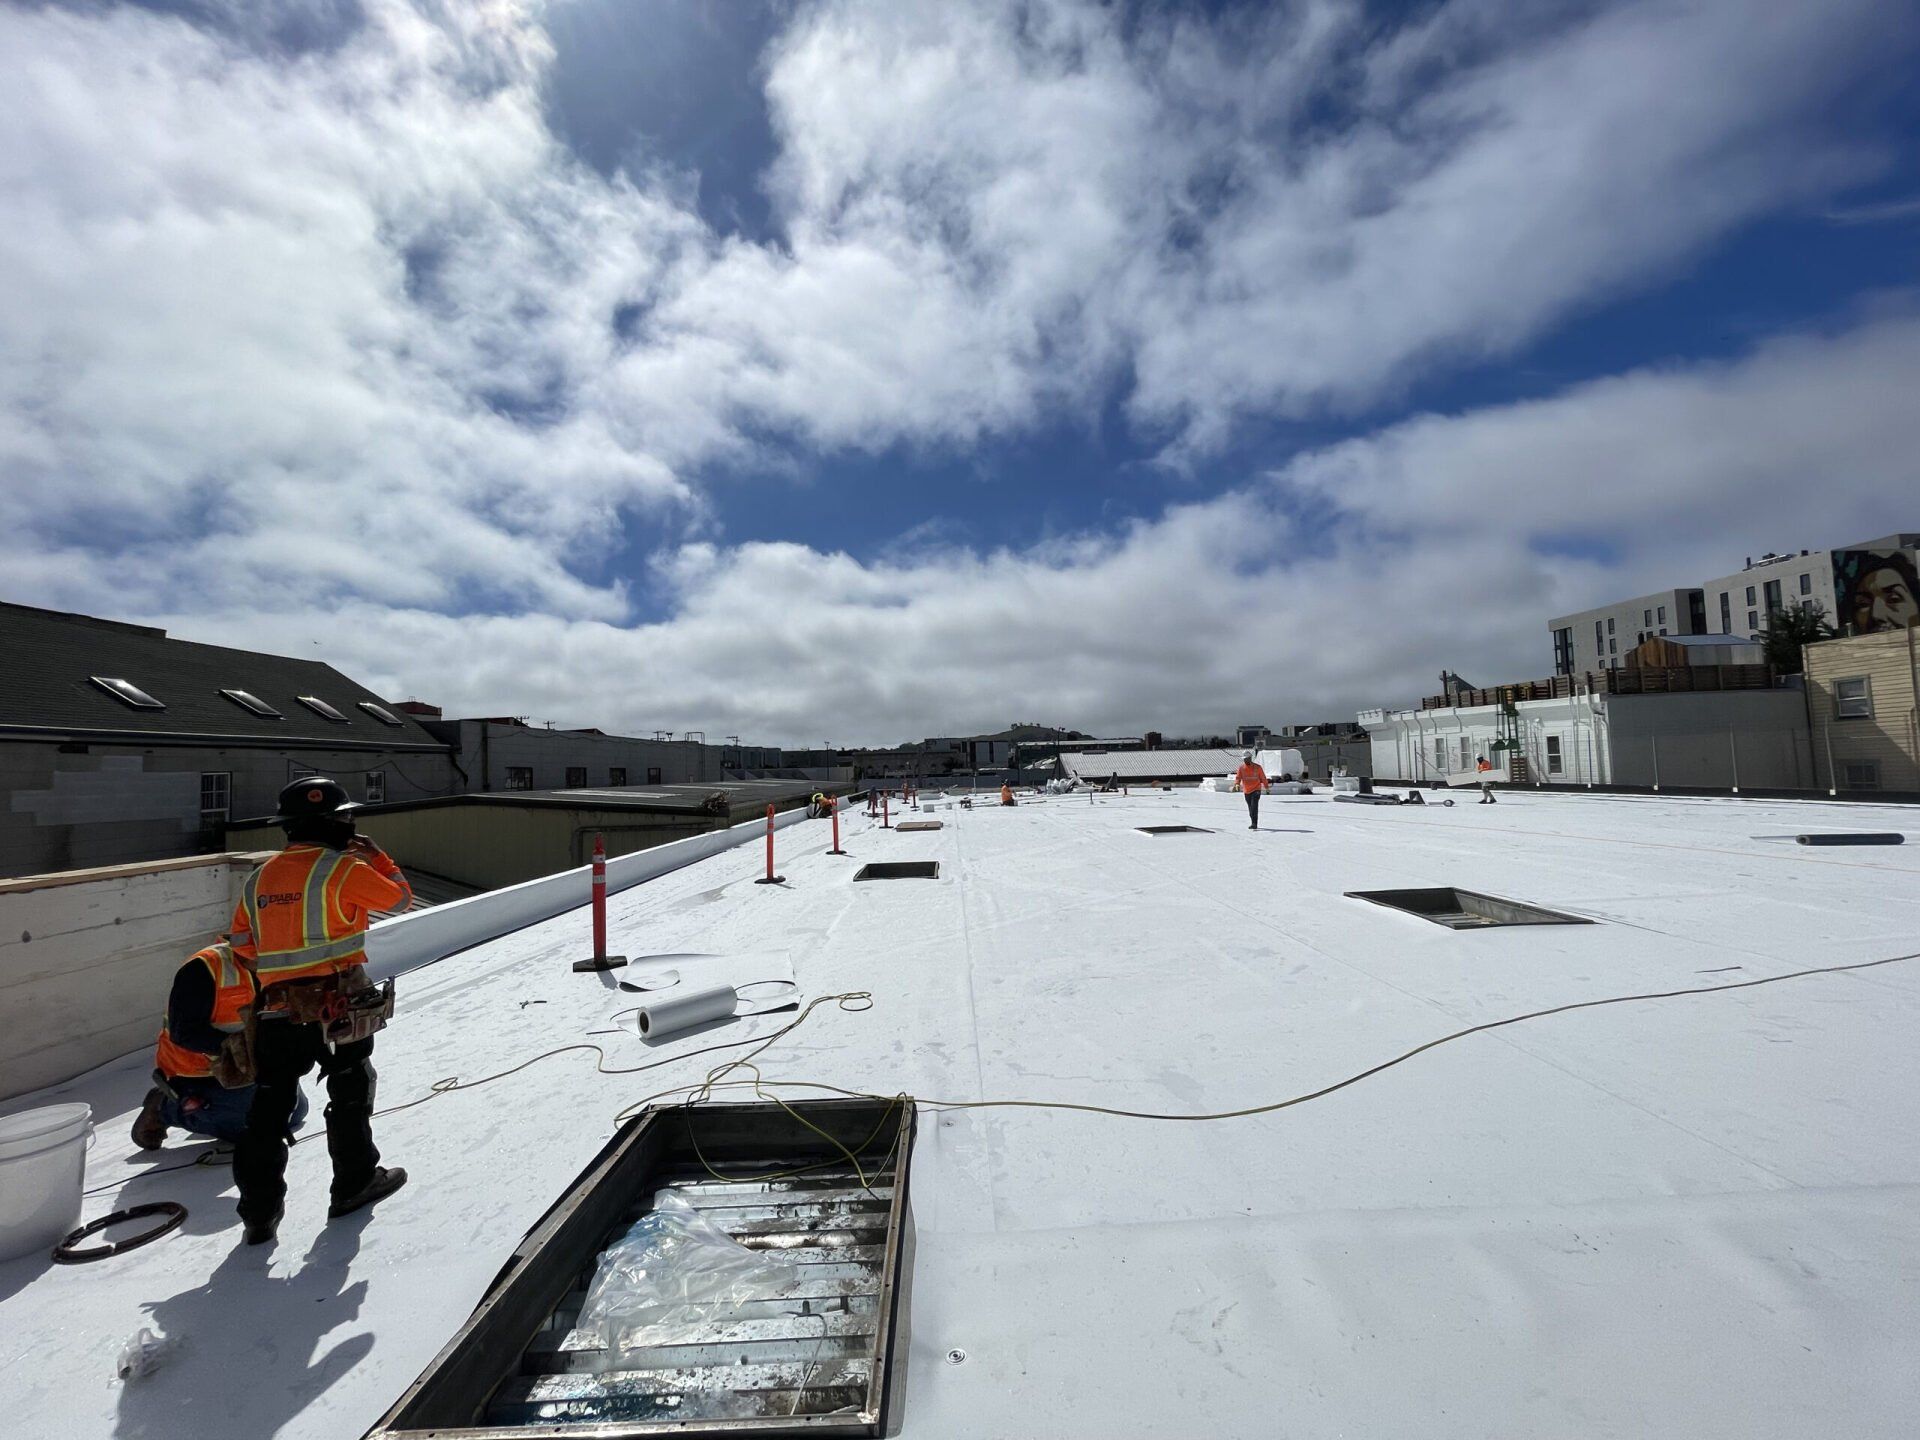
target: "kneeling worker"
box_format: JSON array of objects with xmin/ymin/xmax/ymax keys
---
[
  {"xmin": 230, "ymin": 777, "xmax": 410, "ymax": 1246},
  {"xmin": 131, "ymin": 939, "xmax": 309, "ymax": 1150},
  {"xmin": 1000, "ymin": 781, "xmax": 1016, "ymax": 806}
]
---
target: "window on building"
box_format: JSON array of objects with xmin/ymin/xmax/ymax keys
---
[
  {"xmin": 1834, "ymin": 677, "xmax": 1873, "ymax": 719},
  {"xmin": 1763, "ymin": 579, "xmax": 1782, "ymax": 614},
  {"xmin": 364, "ymin": 770, "xmax": 386, "ymax": 804},
  {"xmin": 297, "ymin": 695, "xmax": 349, "ymax": 722},
  {"xmin": 565, "ymin": 766, "xmax": 588, "ymax": 787},
  {"xmin": 1643, "ymin": 608, "xmax": 1652, "ymax": 626},
  {"xmin": 199, "ymin": 771, "xmax": 230, "ymax": 820},
  {"xmin": 1606, "ymin": 617, "xmax": 1615, "ymax": 633},
  {"xmin": 506, "ymin": 766, "xmax": 534, "ymax": 790},
  {"xmin": 646, "ymin": 766, "xmax": 663, "ymax": 785},
  {"xmin": 1745, "ymin": 584, "xmax": 1756, "ymax": 605},
  {"xmin": 1657, "ymin": 604, "xmax": 1666, "ymax": 624},
  {"xmin": 1594, "ymin": 620, "xmax": 1604, "ymax": 656},
  {"xmin": 358, "ymin": 701, "xmax": 404, "ymax": 726},
  {"xmin": 1719, "ymin": 592, "xmax": 1732, "ymax": 631},
  {"xmin": 1553, "ymin": 627, "xmax": 1573, "ymax": 675},
  {"xmin": 1609, "ymin": 637, "xmax": 1617, "ymax": 653},
  {"xmin": 1457, "ymin": 737, "xmax": 1473, "ymax": 772},
  {"xmin": 609, "ymin": 767, "xmax": 628, "ymax": 786},
  {"xmin": 1799, "ymin": 572, "xmax": 1812, "ymax": 596},
  {"xmin": 221, "ymin": 689, "xmax": 282, "ymax": 718},
  {"xmin": 1747, "ymin": 610, "xmax": 1758, "ymax": 632},
  {"xmin": 91, "ymin": 676, "xmax": 164, "ymax": 710},
  {"xmin": 1545, "ymin": 735, "xmax": 1563, "ymax": 775},
  {"xmin": 1658, "ymin": 627, "xmax": 1667, "ymax": 636},
  {"xmin": 1840, "ymin": 760, "xmax": 1880, "ymax": 789}
]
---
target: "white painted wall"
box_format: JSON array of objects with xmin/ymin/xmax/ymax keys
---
[{"xmin": 0, "ymin": 853, "xmax": 271, "ymax": 1100}]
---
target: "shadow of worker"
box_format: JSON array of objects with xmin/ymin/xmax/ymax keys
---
[{"xmin": 115, "ymin": 1220, "xmax": 371, "ymax": 1440}]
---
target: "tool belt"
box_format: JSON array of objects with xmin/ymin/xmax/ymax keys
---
[{"xmin": 258, "ymin": 965, "xmax": 396, "ymax": 1045}]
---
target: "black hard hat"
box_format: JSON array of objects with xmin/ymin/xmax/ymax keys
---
[{"xmin": 276, "ymin": 776, "xmax": 356, "ymax": 822}]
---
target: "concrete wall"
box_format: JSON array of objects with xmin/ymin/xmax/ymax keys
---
[
  {"xmin": 0, "ymin": 852, "xmax": 271, "ymax": 1101},
  {"xmin": 1805, "ymin": 628, "xmax": 1920, "ymax": 793},
  {"xmin": 1, "ymin": 739, "xmax": 457, "ymax": 878}
]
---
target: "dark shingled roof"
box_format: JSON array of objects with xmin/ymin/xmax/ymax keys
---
[{"xmin": 0, "ymin": 601, "xmax": 446, "ymax": 749}]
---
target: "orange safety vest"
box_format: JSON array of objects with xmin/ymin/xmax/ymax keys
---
[
  {"xmin": 154, "ymin": 943, "xmax": 254, "ymax": 1081},
  {"xmin": 1477, "ymin": 759, "xmax": 1493, "ymax": 773},
  {"xmin": 230, "ymin": 844, "xmax": 405, "ymax": 984},
  {"xmin": 1236, "ymin": 763, "xmax": 1267, "ymax": 794}
]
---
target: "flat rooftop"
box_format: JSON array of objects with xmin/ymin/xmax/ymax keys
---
[{"xmin": 3, "ymin": 788, "xmax": 1917, "ymax": 1437}]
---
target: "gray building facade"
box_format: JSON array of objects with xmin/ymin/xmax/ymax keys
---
[
  {"xmin": 0, "ymin": 602, "xmax": 457, "ymax": 878},
  {"xmin": 1548, "ymin": 588, "xmax": 1706, "ymax": 676}
]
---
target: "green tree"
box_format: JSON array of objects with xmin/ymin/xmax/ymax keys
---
[{"xmin": 1761, "ymin": 603, "xmax": 1836, "ymax": 675}]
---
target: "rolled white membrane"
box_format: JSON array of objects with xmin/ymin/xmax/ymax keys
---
[{"xmin": 634, "ymin": 983, "xmax": 739, "ymax": 1039}]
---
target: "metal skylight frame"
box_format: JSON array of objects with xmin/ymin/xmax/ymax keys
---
[
  {"xmin": 358, "ymin": 701, "xmax": 405, "ymax": 726},
  {"xmin": 296, "ymin": 695, "xmax": 350, "ymax": 722},
  {"xmin": 89, "ymin": 676, "xmax": 164, "ymax": 710},
  {"xmin": 220, "ymin": 688, "xmax": 283, "ymax": 718}
]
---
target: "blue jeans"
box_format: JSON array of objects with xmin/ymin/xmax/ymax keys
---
[{"xmin": 163, "ymin": 1078, "xmax": 309, "ymax": 1143}]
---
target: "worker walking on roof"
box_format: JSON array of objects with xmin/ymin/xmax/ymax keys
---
[
  {"xmin": 1236, "ymin": 753, "xmax": 1267, "ymax": 829},
  {"xmin": 131, "ymin": 939, "xmax": 309, "ymax": 1150},
  {"xmin": 1476, "ymin": 755, "xmax": 1497, "ymax": 804},
  {"xmin": 229, "ymin": 777, "xmax": 410, "ymax": 1246}
]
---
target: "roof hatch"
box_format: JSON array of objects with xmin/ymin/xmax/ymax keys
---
[
  {"xmin": 359, "ymin": 701, "xmax": 404, "ymax": 726},
  {"xmin": 1136, "ymin": 825, "xmax": 1213, "ymax": 835},
  {"xmin": 366, "ymin": 1097, "xmax": 916, "ymax": 1439}
]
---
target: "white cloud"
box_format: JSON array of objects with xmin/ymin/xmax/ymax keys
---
[
  {"xmin": 1, "ymin": 1, "xmax": 1915, "ymax": 742},
  {"xmin": 162, "ymin": 311, "xmax": 1920, "ymax": 741}
]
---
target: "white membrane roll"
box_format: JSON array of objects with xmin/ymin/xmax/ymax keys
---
[{"xmin": 635, "ymin": 983, "xmax": 739, "ymax": 1039}]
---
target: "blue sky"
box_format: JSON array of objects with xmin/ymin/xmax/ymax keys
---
[{"xmin": 3, "ymin": 0, "xmax": 1919, "ymax": 742}]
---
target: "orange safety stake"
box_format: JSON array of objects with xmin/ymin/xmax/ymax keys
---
[
  {"xmin": 881, "ymin": 790, "xmax": 892, "ymax": 829},
  {"xmin": 572, "ymin": 834, "xmax": 628, "ymax": 972},
  {"xmin": 828, "ymin": 795, "xmax": 848, "ymax": 856},
  {"xmin": 755, "ymin": 804, "xmax": 785, "ymax": 885}
]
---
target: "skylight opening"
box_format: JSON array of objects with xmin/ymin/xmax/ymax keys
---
[
  {"xmin": 297, "ymin": 695, "xmax": 349, "ymax": 722},
  {"xmin": 1136, "ymin": 825, "xmax": 1213, "ymax": 835},
  {"xmin": 365, "ymin": 1097, "xmax": 916, "ymax": 1439},
  {"xmin": 221, "ymin": 688, "xmax": 282, "ymax": 718},
  {"xmin": 89, "ymin": 676, "xmax": 163, "ymax": 710},
  {"xmin": 853, "ymin": 861, "xmax": 940, "ymax": 881},
  {"xmin": 358, "ymin": 701, "xmax": 404, "ymax": 726},
  {"xmin": 1344, "ymin": 887, "xmax": 1593, "ymax": 929}
]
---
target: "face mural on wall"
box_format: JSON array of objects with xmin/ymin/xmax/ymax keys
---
[{"xmin": 1832, "ymin": 550, "xmax": 1920, "ymax": 633}]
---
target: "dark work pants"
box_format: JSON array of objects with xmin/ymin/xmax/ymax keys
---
[
  {"xmin": 235, "ymin": 1020, "xmax": 379, "ymax": 1223},
  {"xmin": 1244, "ymin": 790, "xmax": 1260, "ymax": 827}
]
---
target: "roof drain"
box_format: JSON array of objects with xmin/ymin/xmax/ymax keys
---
[
  {"xmin": 1136, "ymin": 825, "xmax": 1214, "ymax": 835},
  {"xmin": 366, "ymin": 1097, "xmax": 916, "ymax": 1439},
  {"xmin": 1344, "ymin": 887, "xmax": 1593, "ymax": 929},
  {"xmin": 853, "ymin": 861, "xmax": 939, "ymax": 880}
]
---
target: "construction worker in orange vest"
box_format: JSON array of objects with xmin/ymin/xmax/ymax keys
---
[
  {"xmin": 1000, "ymin": 781, "xmax": 1016, "ymax": 806},
  {"xmin": 1236, "ymin": 753, "xmax": 1268, "ymax": 828},
  {"xmin": 1475, "ymin": 755, "xmax": 1498, "ymax": 804},
  {"xmin": 131, "ymin": 939, "xmax": 309, "ymax": 1150},
  {"xmin": 229, "ymin": 776, "xmax": 411, "ymax": 1246}
]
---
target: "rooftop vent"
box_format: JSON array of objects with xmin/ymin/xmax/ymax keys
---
[
  {"xmin": 220, "ymin": 688, "xmax": 282, "ymax": 718},
  {"xmin": 89, "ymin": 676, "xmax": 163, "ymax": 710},
  {"xmin": 367, "ymin": 1097, "xmax": 916, "ymax": 1439},
  {"xmin": 893, "ymin": 820, "xmax": 943, "ymax": 832},
  {"xmin": 358, "ymin": 701, "xmax": 404, "ymax": 726},
  {"xmin": 1344, "ymin": 887, "xmax": 1592, "ymax": 929},
  {"xmin": 296, "ymin": 695, "xmax": 349, "ymax": 722},
  {"xmin": 1136, "ymin": 825, "xmax": 1214, "ymax": 835},
  {"xmin": 853, "ymin": 861, "xmax": 939, "ymax": 881}
]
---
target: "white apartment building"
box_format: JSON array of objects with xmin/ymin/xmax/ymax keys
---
[{"xmin": 1547, "ymin": 587, "xmax": 1705, "ymax": 675}]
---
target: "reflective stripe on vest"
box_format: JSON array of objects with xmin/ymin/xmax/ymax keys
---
[{"xmin": 242, "ymin": 848, "xmax": 370, "ymax": 980}]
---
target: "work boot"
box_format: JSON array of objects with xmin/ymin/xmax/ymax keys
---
[
  {"xmin": 130, "ymin": 1088, "xmax": 169, "ymax": 1151},
  {"xmin": 242, "ymin": 1205, "xmax": 283, "ymax": 1247},
  {"xmin": 328, "ymin": 1165, "xmax": 408, "ymax": 1220}
]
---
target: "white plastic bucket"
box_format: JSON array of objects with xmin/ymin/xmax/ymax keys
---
[{"xmin": 0, "ymin": 1104, "xmax": 93, "ymax": 1263}]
